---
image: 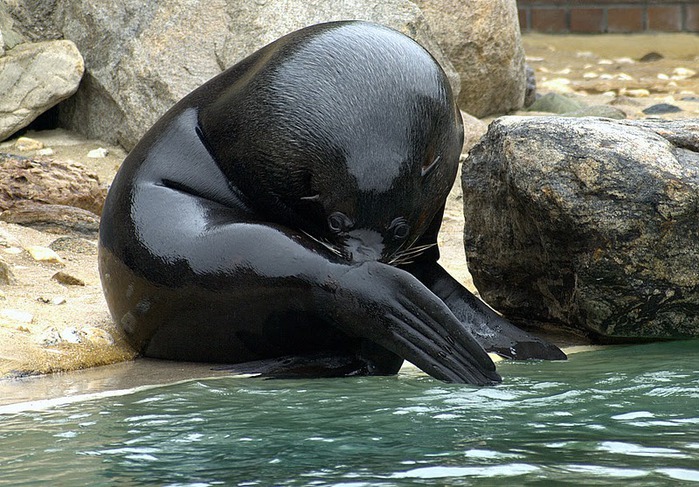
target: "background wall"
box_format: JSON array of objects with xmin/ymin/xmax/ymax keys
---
[{"xmin": 518, "ymin": 0, "xmax": 699, "ymax": 33}]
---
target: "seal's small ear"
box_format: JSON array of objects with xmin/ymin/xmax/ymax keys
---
[{"xmin": 422, "ymin": 154, "xmax": 440, "ymax": 176}]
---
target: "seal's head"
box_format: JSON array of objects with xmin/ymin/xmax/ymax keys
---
[{"xmin": 199, "ymin": 21, "xmax": 463, "ymax": 264}]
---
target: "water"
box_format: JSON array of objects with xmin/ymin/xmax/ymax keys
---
[{"xmin": 1, "ymin": 340, "xmax": 698, "ymax": 486}]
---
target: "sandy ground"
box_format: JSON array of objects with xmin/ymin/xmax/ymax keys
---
[{"xmin": 0, "ymin": 33, "xmax": 697, "ymax": 398}]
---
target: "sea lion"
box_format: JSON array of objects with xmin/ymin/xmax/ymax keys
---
[{"xmin": 98, "ymin": 21, "xmax": 565, "ymax": 385}]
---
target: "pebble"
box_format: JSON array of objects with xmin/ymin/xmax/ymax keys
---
[
  {"xmin": 87, "ymin": 147, "xmax": 109, "ymax": 158},
  {"xmin": 583, "ymin": 72, "xmax": 599, "ymax": 79},
  {"xmin": 0, "ymin": 308, "xmax": 33, "ymax": 324},
  {"xmin": 614, "ymin": 57, "xmax": 635, "ymax": 64},
  {"xmin": 60, "ymin": 327, "xmax": 82, "ymax": 344},
  {"xmin": 0, "ymin": 258, "xmax": 15, "ymax": 285},
  {"xmin": 658, "ymin": 73, "xmax": 669, "ymax": 80},
  {"xmin": 82, "ymin": 326, "xmax": 115, "ymax": 347},
  {"xmin": 14, "ymin": 137, "xmax": 44, "ymax": 152},
  {"xmin": 526, "ymin": 92, "xmax": 585, "ymax": 114},
  {"xmin": 36, "ymin": 148, "xmax": 55, "ymax": 156},
  {"xmin": 25, "ymin": 246, "xmax": 64, "ymax": 264},
  {"xmin": 642, "ymin": 103, "xmax": 682, "ymax": 115},
  {"xmin": 539, "ymin": 78, "xmax": 573, "ymax": 93},
  {"xmin": 37, "ymin": 296, "xmax": 67, "ymax": 305},
  {"xmin": 639, "ymin": 52, "xmax": 664, "ymax": 62},
  {"xmin": 672, "ymin": 67, "xmax": 697, "ymax": 80},
  {"xmin": 598, "ymin": 59, "xmax": 613, "ymax": 65},
  {"xmin": 37, "ymin": 325, "xmax": 115, "ymax": 348},
  {"xmin": 51, "ymin": 271, "xmax": 86, "ymax": 286},
  {"xmin": 49, "ymin": 236, "xmax": 97, "ymax": 255},
  {"xmin": 37, "ymin": 327, "xmax": 62, "ymax": 347},
  {"xmin": 0, "ymin": 227, "xmax": 22, "ymax": 248},
  {"xmin": 621, "ymin": 88, "xmax": 650, "ymax": 98}
]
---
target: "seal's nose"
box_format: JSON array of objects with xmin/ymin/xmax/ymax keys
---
[{"xmin": 345, "ymin": 229, "xmax": 384, "ymax": 263}]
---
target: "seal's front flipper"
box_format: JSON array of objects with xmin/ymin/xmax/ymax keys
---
[
  {"xmin": 331, "ymin": 262, "xmax": 501, "ymax": 385},
  {"xmin": 406, "ymin": 263, "xmax": 566, "ymax": 361}
]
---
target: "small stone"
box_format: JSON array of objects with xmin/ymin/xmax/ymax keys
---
[
  {"xmin": 3, "ymin": 247, "xmax": 23, "ymax": 255},
  {"xmin": 49, "ymin": 236, "xmax": 97, "ymax": 255},
  {"xmin": 562, "ymin": 105, "xmax": 627, "ymax": 120},
  {"xmin": 87, "ymin": 147, "xmax": 109, "ymax": 158},
  {"xmin": 0, "ymin": 308, "xmax": 33, "ymax": 324},
  {"xmin": 37, "ymin": 326, "xmax": 62, "ymax": 347},
  {"xmin": 0, "ymin": 257, "xmax": 15, "ymax": 285},
  {"xmin": 36, "ymin": 148, "xmax": 55, "ymax": 156},
  {"xmin": 37, "ymin": 296, "xmax": 67, "ymax": 305},
  {"xmin": 642, "ymin": 103, "xmax": 682, "ymax": 115},
  {"xmin": 583, "ymin": 72, "xmax": 599, "ymax": 79},
  {"xmin": 14, "ymin": 137, "xmax": 44, "ymax": 152},
  {"xmin": 657, "ymin": 73, "xmax": 670, "ymax": 80},
  {"xmin": 672, "ymin": 67, "xmax": 696, "ymax": 79},
  {"xmin": 82, "ymin": 326, "xmax": 115, "ymax": 347},
  {"xmin": 539, "ymin": 78, "xmax": 573, "ymax": 93},
  {"xmin": 639, "ymin": 52, "xmax": 664, "ymax": 62},
  {"xmin": 598, "ymin": 59, "xmax": 613, "ymax": 65},
  {"xmin": 526, "ymin": 93, "xmax": 585, "ymax": 114},
  {"xmin": 614, "ymin": 57, "xmax": 635, "ymax": 64},
  {"xmin": 60, "ymin": 327, "xmax": 82, "ymax": 344},
  {"xmin": 0, "ymin": 227, "xmax": 22, "ymax": 248},
  {"xmin": 25, "ymin": 246, "xmax": 63, "ymax": 264},
  {"xmin": 622, "ymin": 89, "xmax": 650, "ymax": 98},
  {"xmin": 609, "ymin": 93, "xmax": 643, "ymax": 106},
  {"xmin": 51, "ymin": 271, "xmax": 85, "ymax": 286}
]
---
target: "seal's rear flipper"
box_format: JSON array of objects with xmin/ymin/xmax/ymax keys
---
[
  {"xmin": 215, "ymin": 349, "xmax": 402, "ymax": 379},
  {"xmin": 404, "ymin": 262, "xmax": 567, "ymax": 362}
]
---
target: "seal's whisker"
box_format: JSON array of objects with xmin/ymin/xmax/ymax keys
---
[
  {"xmin": 301, "ymin": 230, "xmax": 344, "ymax": 258},
  {"xmin": 388, "ymin": 242, "xmax": 437, "ymax": 266}
]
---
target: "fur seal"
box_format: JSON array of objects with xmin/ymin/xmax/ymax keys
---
[{"xmin": 98, "ymin": 21, "xmax": 565, "ymax": 385}]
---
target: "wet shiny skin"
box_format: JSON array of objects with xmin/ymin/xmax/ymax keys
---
[{"xmin": 98, "ymin": 21, "xmax": 564, "ymax": 385}]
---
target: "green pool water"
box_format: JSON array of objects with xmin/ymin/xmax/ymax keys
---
[{"xmin": 1, "ymin": 340, "xmax": 698, "ymax": 486}]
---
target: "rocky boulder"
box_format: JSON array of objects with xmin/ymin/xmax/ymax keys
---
[
  {"xmin": 0, "ymin": 39, "xmax": 84, "ymax": 141},
  {"xmin": 462, "ymin": 117, "xmax": 699, "ymax": 340},
  {"xmin": 13, "ymin": 0, "xmax": 460, "ymax": 151},
  {"xmin": 413, "ymin": 0, "xmax": 525, "ymax": 118}
]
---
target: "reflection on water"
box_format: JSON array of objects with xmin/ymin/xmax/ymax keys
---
[{"xmin": 1, "ymin": 340, "xmax": 698, "ymax": 486}]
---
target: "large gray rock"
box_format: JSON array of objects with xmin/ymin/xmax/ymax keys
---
[
  {"xmin": 413, "ymin": 0, "xmax": 525, "ymax": 118},
  {"xmin": 462, "ymin": 117, "xmax": 699, "ymax": 340},
  {"xmin": 0, "ymin": 2, "xmax": 25, "ymax": 56},
  {"xmin": 15, "ymin": 0, "xmax": 460, "ymax": 150},
  {"xmin": 0, "ymin": 40, "xmax": 84, "ymax": 141}
]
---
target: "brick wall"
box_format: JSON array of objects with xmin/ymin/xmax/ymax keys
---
[{"xmin": 518, "ymin": 0, "xmax": 699, "ymax": 33}]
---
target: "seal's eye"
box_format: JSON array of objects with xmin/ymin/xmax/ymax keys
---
[
  {"xmin": 327, "ymin": 212, "xmax": 352, "ymax": 234},
  {"xmin": 389, "ymin": 218, "xmax": 410, "ymax": 240}
]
